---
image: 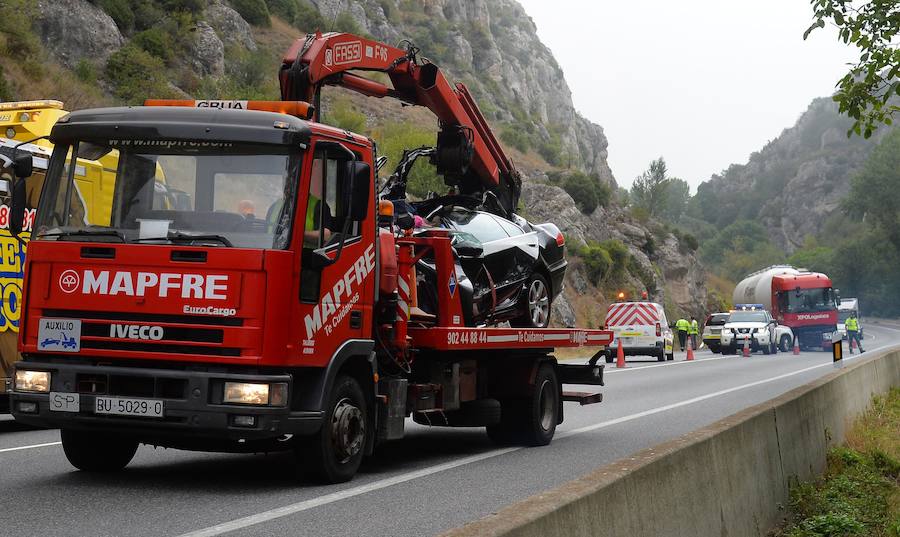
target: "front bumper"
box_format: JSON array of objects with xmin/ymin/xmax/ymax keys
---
[
  {"xmin": 721, "ymin": 333, "xmax": 770, "ymax": 350},
  {"xmin": 9, "ymin": 360, "xmax": 322, "ymax": 443}
]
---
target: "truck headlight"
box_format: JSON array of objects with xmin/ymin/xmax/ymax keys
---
[
  {"xmin": 15, "ymin": 370, "xmax": 51, "ymax": 393},
  {"xmin": 223, "ymin": 382, "xmax": 287, "ymax": 406}
]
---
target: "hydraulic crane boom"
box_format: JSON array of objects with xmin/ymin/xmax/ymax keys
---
[{"xmin": 279, "ymin": 32, "xmax": 521, "ymax": 215}]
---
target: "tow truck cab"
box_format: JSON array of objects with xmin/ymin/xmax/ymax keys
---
[{"xmin": 11, "ymin": 104, "xmax": 378, "ymax": 445}]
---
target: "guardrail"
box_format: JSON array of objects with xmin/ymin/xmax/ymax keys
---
[{"xmin": 442, "ymin": 347, "xmax": 900, "ymax": 537}]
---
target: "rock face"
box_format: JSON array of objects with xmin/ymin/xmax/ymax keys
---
[
  {"xmin": 308, "ymin": 0, "xmax": 615, "ymax": 186},
  {"xmin": 35, "ymin": 0, "xmax": 126, "ymax": 68},
  {"xmin": 190, "ymin": 22, "xmax": 225, "ymax": 77},
  {"xmin": 206, "ymin": 0, "xmax": 257, "ymax": 51},
  {"xmin": 692, "ymin": 98, "xmax": 887, "ymax": 252},
  {"xmin": 522, "ymin": 180, "xmax": 708, "ymax": 321}
]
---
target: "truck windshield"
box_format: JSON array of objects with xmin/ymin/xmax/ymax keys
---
[
  {"xmin": 728, "ymin": 311, "xmax": 767, "ymax": 323},
  {"xmin": 34, "ymin": 140, "xmax": 301, "ymax": 249},
  {"xmin": 777, "ymin": 288, "xmax": 837, "ymax": 314}
]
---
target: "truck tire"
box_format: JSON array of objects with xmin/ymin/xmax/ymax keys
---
[
  {"xmin": 486, "ymin": 363, "xmax": 559, "ymax": 447},
  {"xmin": 511, "ymin": 274, "xmax": 551, "ymax": 328},
  {"xmin": 779, "ymin": 334, "xmax": 792, "ymax": 353},
  {"xmin": 61, "ymin": 429, "xmax": 138, "ymax": 472},
  {"xmin": 299, "ymin": 374, "xmax": 368, "ymax": 484}
]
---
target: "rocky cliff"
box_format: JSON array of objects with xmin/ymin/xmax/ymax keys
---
[
  {"xmin": 691, "ymin": 98, "xmax": 888, "ymax": 253},
  {"xmin": 20, "ymin": 0, "xmax": 709, "ymax": 323}
]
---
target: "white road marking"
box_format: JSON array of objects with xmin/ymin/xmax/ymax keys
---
[
  {"xmin": 0, "ymin": 441, "xmax": 61, "ymax": 454},
  {"xmin": 176, "ymin": 350, "xmax": 877, "ymax": 537}
]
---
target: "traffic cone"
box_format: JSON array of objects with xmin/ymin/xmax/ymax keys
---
[
  {"xmin": 742, "ymin": 338, "xmax": 751, "ymax": 358},
  {"xmin": 686, "ymin": 342, "xmax": 694, "ymax": 361},
  {"xmin": 792, "ymin": 338, "xmax": 800, "ymax": 355},
  {"xmin": 616, "ymin": 338, "xmax": 626, "ymax": 368}
]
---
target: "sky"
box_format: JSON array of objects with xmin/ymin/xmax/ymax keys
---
[{"xmin": 516, "ymin": 0, "xmax": 858, "ymax": 190}]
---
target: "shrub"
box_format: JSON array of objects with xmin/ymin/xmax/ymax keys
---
[
  {"xmin": 74, "ymin": 59, "xmax": 98, "ymax": 84},
  {"xmin": 132, "ymin": 28, "xmax": 171, "ymax": 61},
  {"xmin": 600, "ymin": 239, "xmax": 630, "ymax": 280},
  {"xmin": 0, "ymin": 65, "xmax": 12, "ymax": 101},
  {"xmin": 0, "ymin": 0, "xmax": 41, "ymax": 57},
  {"xmin": 334, "ymin": 11, "xmax": 362, "ymax": 34},
  {"xmin": 293, "ymin": 0, "xmax": 325, "ymax": 31},
  {"xmin": 93, "ymin": 0, "xmax": 135, "ymax": 34},
  {"xmin": 500, "ymin": 127, "xmax": 529, "ymax": 153},
  {"xmin": 581, "ymin": 243, "xmax": 612, "ymax": 284},
  {"xmin": 372, "ymin": 122, "xmax": 443, "ymax": 198},
  {"xmin": 230, "ymin": 0, "xmax": 270, "ymax": 26},
  {"xmin": 562, "ymin": 172, "xmax": 599, "ymax": 214},
  {"xmin": 105, "ymin": 44, "xmax": 172, "ymax": 103},
  {"xmin": 164, "ymin": 0, "xmax": 205, "ymax": 12},
  {"xmin": 265, "ymin": 0, "xmax": 297, "ymax": 21},
  {"xmin": 328, "ymin": 98, "xmax": 366, "ymax": 133}
]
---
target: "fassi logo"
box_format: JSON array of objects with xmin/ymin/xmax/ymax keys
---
[{"xmin": 59, "ymin": 270, "xmax": 229, "ymax": 300}]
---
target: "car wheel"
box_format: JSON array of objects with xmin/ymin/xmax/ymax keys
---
[
  {"xmin": 723, "ymin": 346, "xmax": 735, "ymax": 355},
  {"xmin": 511, "ymin": 274, "xmax": 551, "ymax": 328},
  {"xmin": 761, "ymin": 342, "xmax": 771, "ymax": 355},
  {"xmin": 657, "ymin": 346, "xmax": 666, "ymax": 362},
  {"xmin": 61, "ymin": 429, "xmax": 138, "ymax": 472},
  {"xmin": 779, "ymin": 334, "xmax": 792, "ymax": 352},
  {"xmin": 298, "ymin": 374, "xmax": 368, "ymax": 483}
]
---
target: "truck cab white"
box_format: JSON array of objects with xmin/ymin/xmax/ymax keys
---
[{"xmin": 720, "ymin": 307, "xmax": 779, "ymax": 355}]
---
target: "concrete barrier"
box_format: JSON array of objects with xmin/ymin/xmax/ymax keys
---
[{"xmin": 442, "ymin": 347, "xmax": 900, "ymax": 537}]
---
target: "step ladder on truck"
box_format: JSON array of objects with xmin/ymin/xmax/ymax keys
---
[{"xmin": 6, "ymin": 32, "xmax": 612, "ymax": 483}]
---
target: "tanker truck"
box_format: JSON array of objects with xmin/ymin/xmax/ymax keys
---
[{"xmin": 733, "ymin": 265, "xmax": 839, "ymax": 350}]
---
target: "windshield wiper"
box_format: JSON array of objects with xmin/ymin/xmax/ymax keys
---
[
  {"xmin": 133, "ymin": 231, "xmax": 233, "ymax": 247},
  {"xmin": 37, "ymin": 229, "xmax": 126, "ymax": 242}
]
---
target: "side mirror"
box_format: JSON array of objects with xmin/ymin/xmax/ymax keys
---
[
  {"xmin": 9, "ymin": 177, "xmax": 26, "ymax": 237},
  {"xmin": 346, "ymin": 161, "xmax": 371, "ymax": 221},
  {"xmin": 12, "ymin": 153, "xmax": 33, "ymax": 178}
]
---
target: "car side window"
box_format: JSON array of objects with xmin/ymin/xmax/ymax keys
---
[
  {"xmin": 303, "ymin": 148, "xmax": 360, "ymax": 250},
  {"xmin": 456, "ymin": 212, "xmax": 508, "ymax": 243},
  {"xmin": 494, "ymin": 216, "xmax": 524, "ymax": 237}
]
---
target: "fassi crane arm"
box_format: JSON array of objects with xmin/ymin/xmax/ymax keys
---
[{"xmin": 279, "ymin": 32, "xmax": 521, "ymax": 215}]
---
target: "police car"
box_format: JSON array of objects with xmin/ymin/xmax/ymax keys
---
[{"xmin": 720, "ymin": 304, "xmax": 782, "ymax": 355}]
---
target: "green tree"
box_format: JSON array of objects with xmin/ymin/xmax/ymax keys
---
[
  {"xmin": 293, "ymin": 0, "xmax": 325, "ymax": 31},
  {"xmin": 846, "ymin": 127, "xmax": 900, "ymax": 249},
  {"xmin": 805, "ymin": 0, "xmax": 899, "ymax": 138},
  {"xmin": 631, "ymin": 157, "xmax": 671, "ymax": 217},
  {"xmin": 231, "ymin": 0, "xmax": 270, "ymax": 26},
  {"xmin": 659, "ymin": 177, "xmax": 690, "ymax": 223}
]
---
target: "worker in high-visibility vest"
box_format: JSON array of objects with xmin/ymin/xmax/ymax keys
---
[
  {"xmin": 845, "ymin": 312, "xmax": 864, "ymax": 353},
  {"xmin": 675, "ymin": 317, "xmax": 689, "ymax": 351},
  {"xmin": 688, "ymin": 316, "xmax": 700, "ymax": 350}
]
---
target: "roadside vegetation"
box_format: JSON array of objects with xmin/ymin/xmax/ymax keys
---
[{"xmin": 772, "ymin": 388, "xmax": 900, "ymax": 537}]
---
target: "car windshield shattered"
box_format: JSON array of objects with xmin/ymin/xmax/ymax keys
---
[{"xmin": 34, "ymin": 140, "xmax": 301, "ymax": 249}]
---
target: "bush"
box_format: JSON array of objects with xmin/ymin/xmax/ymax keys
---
[
  {"xmin": 0, "ymin": 65, "xmax": 12, "ymax": 101},
  {"xmin": 231, "ymin": 0, "xmax": 270, "ymax": 26},
  {"xmin": 328, "ymin": 98, "xmax": 366, "ymax": 133},
  {"xmin": 580, "ymin": 243, "xmax": 612, "ymax": 284},
  {"xmin": 93, "ymin": 0, "xmax": 135, "ymax": 34},
  {"xmin": 105, "ymin": 44, "xmax": 173, "ymax": 103},
  {"xmin": 265, "ymin": 0, "xmax": 297, "ymax": 21},
  {"xmin": 164, "ymin": 0, "xmax": 205, "ymax": 12},
  {"xmin": 600, "ymin": 239, "xmax": 630, "ymax": 280},
  {"xmin": 334, "ymin": 11, "xmax": 363, "ymax": 34},
  {"xmin": 500, "ymin": 127, "xmax": 529, "ymax": 153},
  {"xmin": 293, "ymin": 0, "xmax": 325, "ymax": 31},
  {"xmin": 74, "ymin": 59, "xmax": 98, "ymax": 84},
  {"xmin": 372, "ymin": 122, "xmax": 443, "ymax": 198},
  {"xmin": 0, "ymin": 0, "xmax": 41, "ymax": 57},
  {"xmin": 132, "ymin": 28, "xmax": 171, "ymax": 61}
]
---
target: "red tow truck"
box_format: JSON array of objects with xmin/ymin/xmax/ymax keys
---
[{"xmin": 7, "ymin": 33, "xmax": 611, "ymax": 483}]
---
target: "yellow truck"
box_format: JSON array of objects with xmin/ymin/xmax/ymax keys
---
[{"xmin": 0, "ymin": 100, "xmax": 118, "ymax": 408}]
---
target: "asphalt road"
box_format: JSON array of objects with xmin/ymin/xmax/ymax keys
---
[{"xmin": 2, "ymin": 321, "xmax": 899, "ymax": 537}]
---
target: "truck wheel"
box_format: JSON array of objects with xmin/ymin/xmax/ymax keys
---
[
  {"xmin": 487, "ymin": 363, "xmax": 559, "ymax": 447},
  {"xmin": 779, "ymin": 335, "xmax": 792, "ymax": 353},
  {"xmin": 61, "ymin": 429, "xmax": 138, "ymax": 472},
  {"xmin": 300, "ymin": 374, "xmax": 368, "ymax": 484},
  {"xmin": 511, "ymin": 274, "xmax": 550, "ymax": 328}
]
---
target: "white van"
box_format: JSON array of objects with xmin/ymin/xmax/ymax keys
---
[{"xmin": 604, "ymin": 301, "xmax": 674, "ymax": 362}]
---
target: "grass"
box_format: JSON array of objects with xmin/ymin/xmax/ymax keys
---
[{"xmin": 772, "ymin": 388, "xmax": 900, "ymax": 537}]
